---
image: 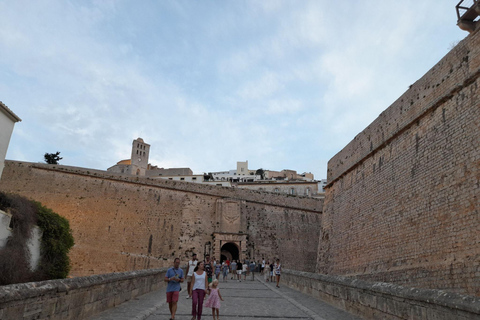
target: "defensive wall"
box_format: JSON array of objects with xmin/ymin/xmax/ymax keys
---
[
  {"xmin": 0, "ymin": 161, "xmax": 322, "ymax": 277},
  {"xmin": 318, "ymin": 27, "xmax": 480, "ymax": 296}
]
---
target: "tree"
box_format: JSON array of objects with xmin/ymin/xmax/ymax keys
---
[
  {"xmin": 44, "ymin": 152, "xmax": 62, "ymax": 164},
  {"xmin": 203, "ymin": 172, "xmax": 214, "ymax": 181},
  {"xmin": 255, "ymin": 168, "xmax": 265, "ymax": 180}
]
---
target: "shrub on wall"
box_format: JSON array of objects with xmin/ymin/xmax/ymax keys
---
[
  {"xmin": 36, "ymin": 202, "xmax": 74, "ymax": 279},
  {"xmin": 0, "ymin": 192, "xmax": 74, "ymax": 284}
]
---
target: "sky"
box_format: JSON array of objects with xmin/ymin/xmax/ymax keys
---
[{"xmin": 0, "ymin": 1, "xmax": 467, "ymax": 179}]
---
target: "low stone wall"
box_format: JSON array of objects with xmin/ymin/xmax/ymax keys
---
[
  {"xmin": 282, "ymin": 269, "xmax": 480, "ymax": 320},
  {"xmin": 0, "ymin": 268, "xmax": 168, "ymax": 320}
]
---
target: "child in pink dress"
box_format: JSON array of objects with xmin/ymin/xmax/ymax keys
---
[{"xmin": 204, "ymin": 280, "xmax": 224, "ymax": 320}]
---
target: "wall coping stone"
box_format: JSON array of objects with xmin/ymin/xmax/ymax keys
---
[
  {"xmin": 284, "ymin": 269, "xmax": 480, "ymax": 315},
  {"xmin": 5, "ymin": 160, "xmax": 322, "ymax": 213},
  {"xmin": 0, "ymin": 268, "xmax": 168, "ymax": 304}
]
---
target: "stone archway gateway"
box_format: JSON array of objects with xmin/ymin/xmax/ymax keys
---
[{"xmin": 212, "ymin": 232, "xmax": 248, "ymax": 263}]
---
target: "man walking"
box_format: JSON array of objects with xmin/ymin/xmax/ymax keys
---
[
  {"xmin": 186, "ymin": 253, "xmax": 198, "ymax": 299},
  {"xmin": 165, "ymin": 258, "xmax": 184, "ymax": 320}
]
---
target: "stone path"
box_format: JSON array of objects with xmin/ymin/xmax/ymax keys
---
[{"xmin": 90, "ymin": 275, "xmax": 361, "ymax": 320}]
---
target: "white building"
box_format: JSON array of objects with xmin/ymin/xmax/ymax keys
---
[
  {"xmin": 0, "ymin": 102, "xmax": 21, "ymax": 178},
  {"xmin": 151, "ymin": 174, "xmax": 232, "ymax": 187},
  {"xmin": 210, "ymin": 161, "xmax": 259, "ymax": 182},
  {"xmin": 237, "ymin": 180, "xmax": 325, "ymax": 198}
]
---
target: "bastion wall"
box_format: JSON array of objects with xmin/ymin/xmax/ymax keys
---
[
  {"xmin": 0, "ymin": 161, "xmax": 322, "ymax": 277},
  {"xmin": 318, "ymin": 29, "xmax": 480, "ymax": 296}
]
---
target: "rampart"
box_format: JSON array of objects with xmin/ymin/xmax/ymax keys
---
[
  {"xmin": 0, "ymin": 161, "xmax": 322, "ymax": 276},
  {"xmin": 318, "ymin": 28, "xmax": 480, "ymax": 296},
  {"xmin": 0, "ymin": 268, "xmax": 168, "ymax": 320}
]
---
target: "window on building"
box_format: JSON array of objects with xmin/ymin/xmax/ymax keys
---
[
  {"xmin": 290, "ymin": 188, "xmax": 295, "ymax": 195},
  {"xmin": 180, "ymin": 178, "xmax": 185, "ymax": 181},
  {"xmin": 169, "ymin": 178, "xmax": 173, "ymax": 180},
  {"xmin": 274, "ymin": 188, "xmax": 279, "ymax": 193},
  {"xmin": 192, "ymin": 177, "xmax": 197, "ymax": 180},
  {"xmin": 306, "ymin": 188, "xmax": 310, "ymax": 196}
]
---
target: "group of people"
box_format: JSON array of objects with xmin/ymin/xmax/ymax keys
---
[
  {"xmin": 228, "ymin": 258, "xmax": 282, "ymax": 288},
  {"xmin": 165, "ymin": 253, "xmax": 282, "ymax": 320},
  {"xmin": 166, "ymin": 253, "xmax": 224, "ymax": 320}
]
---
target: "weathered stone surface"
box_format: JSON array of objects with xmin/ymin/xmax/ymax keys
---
[
  {"xmin": 0, "ymin": 268, "xmax": 168, "ymax": 320},
  {"xmin": 0, "ymin": 161, "xmax": 322, "ymax": 276},
  {"xmin": 282, "ymin": 269, "xmax": 480, "ymax": 319}
]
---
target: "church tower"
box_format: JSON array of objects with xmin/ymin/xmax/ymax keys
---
[{"xmin": 130, "ymin": 138, "xmax": 150, "ymax": 176}]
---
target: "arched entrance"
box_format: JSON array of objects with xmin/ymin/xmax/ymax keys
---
[{"xmin": 220, "ymin": 242, "xmax": 239, "ymax": 263}]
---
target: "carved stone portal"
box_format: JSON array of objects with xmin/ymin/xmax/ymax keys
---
[{"xmin": 212, "ymin": 232, "xmax": 248, "ymax": 262}]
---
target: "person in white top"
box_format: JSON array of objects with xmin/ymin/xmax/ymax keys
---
[
  {"xmin": 191, "ymin": 261, "xmax": 209, "ymax": 320},
  {"xmin": 275, "ymin": 259, "xmax": 282, "ymax": 288},
  {"xmin": 186, "ymin": 253, "xmax": 198, "ymax": 299}
]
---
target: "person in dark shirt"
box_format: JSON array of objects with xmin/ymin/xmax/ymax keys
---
[
  {"xmin": 205, "ymin": 254, "xmax": 214, "ymax": 283},
  {"xmin": 269, "ymin": 261, "xmax": 274, "ymax": 282},
  {"xmin": 236, "ymin": 260, "xmax": 243, "ymax": 281}
]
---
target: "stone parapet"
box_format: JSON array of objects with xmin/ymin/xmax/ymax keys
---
[
  {"xmin": 282, "ymin": 269, "xmax": 480, "ymax": 320},
  {"xmin": 0, "ymin": 268, "xmax": 169, "ymax": 320}
]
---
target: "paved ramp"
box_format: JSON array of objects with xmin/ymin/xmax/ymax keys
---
[{"xmin": 91, "ymin": 276, "xmax": 360, "ymax": 320}]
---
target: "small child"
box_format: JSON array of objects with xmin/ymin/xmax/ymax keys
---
[{"xmin": 205, "ymin": 279, "xmax": 224, "ymax": 320}]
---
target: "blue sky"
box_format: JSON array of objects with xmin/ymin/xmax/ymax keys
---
[{"xmin": 1, "ymin": 1, "xmax": 467, "ymax": 179}]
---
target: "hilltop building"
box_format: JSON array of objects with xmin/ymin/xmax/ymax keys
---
[
  {"xmin": 107, "ymin": 138, "xmax": 192, "ymax": 177},
  {"xmin": 108, "ymin": 140, "xmax": 323, "ymax": 197}
]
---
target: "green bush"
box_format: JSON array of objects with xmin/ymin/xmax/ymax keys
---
[{"xmin": 36, "ymin": 202, "xmax": 74, "ymax": 279}]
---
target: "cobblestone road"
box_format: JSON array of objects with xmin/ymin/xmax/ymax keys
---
[{"xmin": 91, "ymin": 275, "xmax": 361, "ymax": 320}]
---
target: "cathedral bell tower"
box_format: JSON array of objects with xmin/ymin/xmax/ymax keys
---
[{"xmin": 130, "ymin": 138, "xmax": 150, "ymax": 176}]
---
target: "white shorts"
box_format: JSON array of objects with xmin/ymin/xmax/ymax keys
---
[{"xmin": 237, "ymin": 270, "xmax": 242, "ymax": 275}]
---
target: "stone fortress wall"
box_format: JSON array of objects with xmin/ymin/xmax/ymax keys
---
[
  {"xmin": 318, "ymin": 28, "xmax": 480, "ymax": 296},
  {"xmin": 0, "ymin": 161, "xmax": 322, "ymax": 277}
]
